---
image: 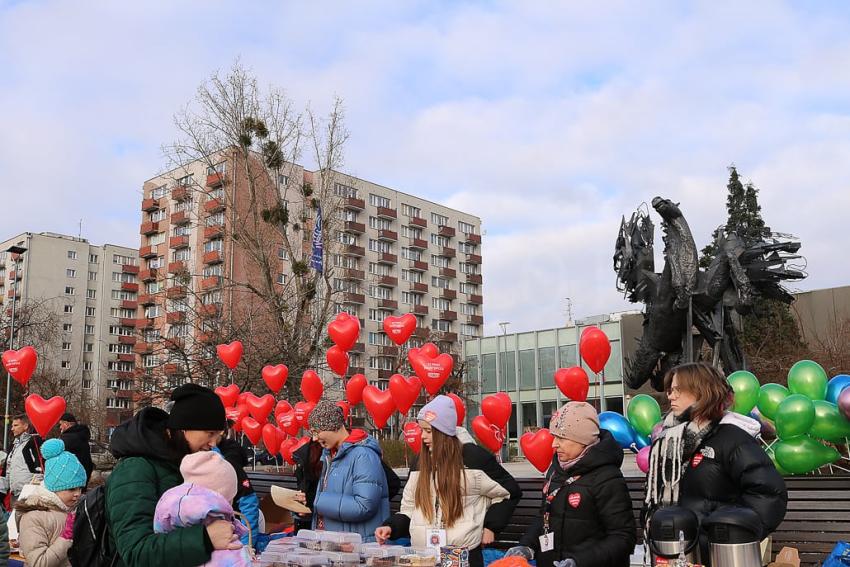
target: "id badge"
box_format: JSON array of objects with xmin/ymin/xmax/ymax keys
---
[
  {"xmin": 539, "ymin": 532, "xmax": 554, "ymax": 552},
  {"xmin": 426, "ymin": 528, "xmax": 447, "ymax": 550}
]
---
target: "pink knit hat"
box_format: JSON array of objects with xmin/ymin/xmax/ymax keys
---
[{"xmin": 180, "ymin": 451, "xmax": 238, "ymax": 503}]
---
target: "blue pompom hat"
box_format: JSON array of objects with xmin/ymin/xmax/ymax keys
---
[{"xmin": 41, "ymin": 438, "xmax": 87, "ymax": 492}]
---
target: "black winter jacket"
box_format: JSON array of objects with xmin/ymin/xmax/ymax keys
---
[
  {"xmin": 61, "ymin": 423, "xmax": 93, "ymax": 483},
  {"xmin": 521, "ymin": 430, "xmax": 636, "ymax": 567}
]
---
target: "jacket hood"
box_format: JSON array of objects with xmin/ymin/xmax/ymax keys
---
[
  {"xmin": 109, "ymin": 406, "xmax": 173, "ymax": 460},
  {"xmin": 456, "ymin": 426, "xmax": 475, "ymax": 445},
  {"xmin": 720, "ymin": 411, "xmax": 761, "ymax": 438},
  {"xmin": 63, "ymin": 423, "xmax": 91, "ymax": 442},
  {"xmin": 550, "ymin": 429, "xmax": 624, "ymax": 479},
  {"xmin": 335, "ymin": 430, "xmax": 381, "ymax": 461},
  {"xmin": 15, "ymin": 484, "xmax": 69, "ymax": 514}
]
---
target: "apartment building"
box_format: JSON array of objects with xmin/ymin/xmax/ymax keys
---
[
  {"xmin": 0, "ymin": 232, "xmax": 139, "ymax": 437},
  {"xmin": 135, "ymin": 153, "xmax": 482, "ymax": 391}
]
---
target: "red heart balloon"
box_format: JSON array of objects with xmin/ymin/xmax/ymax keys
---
[
  {"xmin": 237, "ymin": 392, "xmax": 251, "ymax": 405},
  {"xmin": 403, "ymin": 422, "xmax": 422, "ymax": 454},
  {"xmin": 241, "ymin": 417, "xmax": 263, "ymax": 445},
  {"xmin": 520, "ymin": 429, "xmax": 555, "ymax": 473},
  {"xmin": 389, "ymin": 374, "xmax": 422, "ymax": 415},
  {"xmin": 262, "ymin": 424, "xmax": 285, "ymax": 456},
  {"xmin": 346, "ymin": 374, "xmax": 367, "ymax": 406},
  {"xmin": 327, "ymin": 313, "xmax": 361, "ymax": 351},
  {"xmin": 326, "ymin": 345, "xmax": 350, "ymax": 377},
  {"xmin": 448, "ymin": 393, "xmax": 466, "ymax": 426},
  {"xmin": 481, "ymin": 393, "xmax": 512, "ymax": 430},
  {"xmin": 2, "ymin": 346, "xmax": 38, "ymax": 386},
  {"xmin": 245, "ymin": 393, "xmax": 275, "ymax": 423},
  {"xmin": 281, "ymin": 436, "xmax": 310, "ymax": 465},
  {"xmin": 421, "ymin": 342, "xmax": 439, "ymax": 358},
  {"xmin": 554, "ymin": 367, "xmax": 590, "ymax": 401},
  {"xmin": 301, "ymin": 370, "xmax": 324, "ymax": 403},
  {"xmin": 294, "ymin": 401, "xmax": 316, "ymax": 428},
  {"xmin": 226, "ymin": 403, "xmax": 248, "ymax": 430},
  {"xmin": 363, "ymin": 385, "xmax": 395, "ymax": 429},
  {"xmin": 336, "ymin": 401, "xmax": 351, "ymax": 420},
  {"xmin": 215, "ymin": 384, "xmax": 240, "ymax": 408},
  {"xmin": 580, "ymin": 326, "xmax": 611, "ymax": 374},
  {"xmin": 471, "ymin": 415, "xmax": 504, "ymax": 453},
  {"xmin": 274, "ymin": 400, "xmax": 293, "ymax": 420},
  {"xmin": 262, "ymin": 364, "xmax": 289, "ymax": 394},
  {"xmin": 277, "ymin": 409, "xmax": 301, "ymax": 436},
  {"xmin": 25, "ymin": 394, "xmax": 66, "ymax": 438},
  {"xmin": 383, "ymin": 314, "xmax": 417, "ymax": 346},
  {"xmin": 409, "ymin": 348, "xmax": 454, "ymax": 395},
  {"xmin": 216, "ymin": 341, "xmax": 243, "ymax": 370}
]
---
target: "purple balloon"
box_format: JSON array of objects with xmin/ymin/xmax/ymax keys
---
[{"xmin": 839, "ymin": 387, "xmax": 850, "ymax": 421}]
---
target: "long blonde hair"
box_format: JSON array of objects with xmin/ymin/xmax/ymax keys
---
[{"xmin": 415, "ymin": 428, "xmax": 466, "ymax": 527}]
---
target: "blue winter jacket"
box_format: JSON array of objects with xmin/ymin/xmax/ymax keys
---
[{"xmin": 312, "ymin": 430, "xmax": 389, "ymax": 542}]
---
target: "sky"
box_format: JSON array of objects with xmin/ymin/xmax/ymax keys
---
[{"xmin": 2, "ymin": 1, "xmax": 849, "ymax": 336}]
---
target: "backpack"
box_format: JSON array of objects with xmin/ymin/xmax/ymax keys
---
[{"xmin": 67, "ymin": 482, "xmax": 118, "ymax": 567}]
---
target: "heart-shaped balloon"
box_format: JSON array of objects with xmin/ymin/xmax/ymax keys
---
[
  {"xmin": 447, "ymin": 393, "xmax": 466, "ymax": 426},
  {"xmin": 216, "ymin": 341, "xmax": 243, "ymax": 370},
  {"xmin": 274, "ymin": 400, "xmax": 293, "ymax": 421},
  {"xmin": 280, "ymin": 438, "xmax": 297, "ymax": 465},
  {"xmin": 215, "ymin": 384, "xmax": 240, "ymax": 408},
  {"xmin": 241, "ymin": 417, "xmax": 263, "ymax": 445},
  {"xmin": 327, "ymin": 312, "xmax": 361, "ymax": 352},
  {"xmin": 482, "ymin": 393, "xmax": 512, "ymax": 429},
  {"xmin": 383, "ymin": 314, "xmax": 417, "ymax": 346},
  {"xmin": 326, "ymin": 345, "xmax": 350, "ymax": 377},
  {"xmin": 471, "ymin": 415, "xmax": 504, "ymax": 453},
  {"xmin": 363, "ymin": 385, "xmax": 395, "ymax": 429},
  {"xmin": 226, "ymin": 403, "xmax": 248, "ymax": 430},
  {"xmin": 245, "ymin": 393, "xmax": 275, "ymax": 423},
  {"xmin": 277, "ymin": 409, "xmax": 300, "ymax": 436},
  {"xmin": 2, "ymin": 346, "xmax": 38, "ymax": 386},
  {"xmin": 389, "ymin": 374, "xmax": 422, "ymax": 415},
  {"xmin": 580, "ymin": 327, "xmax": 611, "ymax": 374},
  {"xmin": 25, "ymin": 394, "xmax": 66, "ymax": 438},
  {"xmin": 237, "ymin": 391, "xmax": 251, "ymax": 405},
  {"xmin": 554, "ymin": 367, "xmax": 589, "ymax": 402},
  {"xmin": 294, "ymin": 401, "xmax": 316, "ymax": 428},
  {"xmin": 403, "ymin": 422, "xmax": 422, "ymax": 454},
  {"xmin": 409, "ymin": 348, "xmax": 454, "ymax": 395},
  {"xmin": 336, "ymin": 401, "xmax": 351, "ymax": 420},
  {"xmin": 520, "ymin": 429, "xmax": 555, "ymax": 473},
  {"xmin": 262, "ymin": 424, "xmax": 285, "ymax": 456},
  {"xmin": 262, "ymin": 364, "xmax": 289, "ymax": 394},
  {"xmin": 346, "ymin": 374, "xmax": 367, "ymax": 406},
  {"xmin": 301, "ymin": 370, "xmax": 324, "ymax": 403}
]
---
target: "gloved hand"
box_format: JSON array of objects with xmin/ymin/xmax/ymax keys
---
[
  {"xmin": 504, "ymin": 546, "xmax": 534, "ymax": 559},
  {"xmin": 554, "ymin": 559, "xmax": 576, "ymax": 567},
  {"xmin": 60, "ymin": 511, "xmax": 76, "ymax": 540}
]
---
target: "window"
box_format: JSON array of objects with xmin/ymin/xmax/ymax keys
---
[
  {"xmin": 332, "ymin": 254, "xmax": 358, "ymax": 269},
  {"xmin": 369, "ymin": 217, "xmax": 391, "ymax": 230},
  {"xmin": 458, "ymin": 220, "xmax": 476, "ymax": 234},
  {"xmin": 62, "ymin": 342, "xmax": 72, "ymax": 351},
  {"xmin": 172, "ymin": 224, "xmax": 191, "ymax": 236},
  {"xmin": 207, "ymin": 162, "xmax": 226, "ymax": 175},
  {"xmin": 146, "ymin": 281, "xmax": 162, "ymax": 294},
  {"xmin": 143, "ymin": 354, "xmax": 160, "ymax": 368},
  {"xmin": 112, "ymin": 272, "xmax": 136, "ymax": 283},
  {"xmin": 145, "ymin": 305, "xmax": 160, "ymax": 318},
  {"xmin": 67, "ymin": 250, "xmax": 78, "ymax": 260},
  {"xmin": 109, "ymin": 325, "xmax": 133, "ymax": 336},
  {"xmin": 84, "ymin": 343, "xmax": 94, "ymax": 353},
  {"xmin": 204, "ymin": 239, "xmax": 223, "ymax": 253},
  {"xmin": 85, "ymin": 325, "xmax": 95, "ymax": 335},
  {"xmin": 64, "ymin": 286, "xmax": 75, "ymax": 295},
  {"xmin": 82, "ymin": 379, "xmax": 93, "ymax": 389},
  {"xmin": 368, "ymin": 286, "xmax": 392, "ymax": 300},
  {"xmin": 149, "ymin": 209, "xmax": 167, "ymax": 222},
  {"xmin": 461, "ymin": 324, "xmax": 478, "ymax": 337},
  {"xmin": 337, "ymin": 231, "xmax": 357, "ymax": 245},
  {"xmin": 202, "ymin": 290, "xmax": 222, "ymax": 304},
  {"xmin": 66, "ymin": 268, "xmax": 77, "ymax": 278},
  {"xmin": 333, "ymin": 279, "xmax": 361, "ymax": 293},
  {"xmin": 368, "ymin": 239, "xmax": 391, "ymax": 253},
  {"xmin": 401, "ymin": 291, "xmax": 422, "ymax": 305},
  {"xmin": 108, "ymin": 361, "xmax": 134, "ymax": 372},
  {"xmin": 113, "ymin": 254, "xmax": 137, "ymax": 266},
  {"xmin": 144, "ymin": 329, "xmax": 161, "ymax": 342},
  {"xmin": 175, "ymin": 175, "xmax": 193, "ymax": 188},
  {"xmin": 430, "ymin": 255, "xmax": 449, "ymax": 268},
  {"xmin": 85, "ymin": 306, "xmax": 96, "ymax": 317},
  {"xmin": 431, "ymin": 276, "xmax": 450, "ymax": 289},
  {"xmin": 83, "ymin": 361, "xmax": 93, "ymax": 371},
  {"xmin": 368, "ymin": 332, "xmax": 391, "ymax": 346},
  {"xmin": 169, "ymin": 324, "xmax": 189, "ymax": 338},
  {"xmin": 61, "ymin": 361, "xmax": 71, "ymax": 369},
  {"xmin": 174, "ymin": 199, "xmax": 192, "ymax": 213},
  {"xmin": 431, "ymin": 234, "xmax": 449, "ymax": 247},
  {"xmin": 174, "ymin": 248, "xmax": 191, "ymax": 261},
  {"xmin": 148, "ymin": 232, "xmax": 165, "ymax": 245},
  {"xmin": 334, "ymin": 183, "xmax": 359, "ymax": 198},
  {"xmin": 368, "ymin": 262, "xmax": 391, "ymax": 276},
  {"xmin": 431, "ymin": 212, "xmax": 449, "ymax": 226},
  {"xmin": 89, "ymin": 254, "xmax": 99, "ymax": 263},
  {"xmin": 368, "ymin": 309, "xmax": 390, "ymax": 322},
  {"xmin": 276, "ymin": 247, "xmax": 290, "ymax": 261},
  {"xmin": 401, "ymin": 248, "xmax": 421, "ymax": 261},
  {"xmin": 110, "ymin": 308, "xmax": 135, "ymax": 318},
  {"xmin": 431, "ymin": 319, "xmax": 451, "ymax": 332},
  {"xmin": 277, "ymin": 273, "xmax": 287, "ymax": 285},
  {"xmin": 62, "ymin": 323, "xmax": 73, "ymax": 332},
  {"xmin": 401, "ymin": 270, "xmax": 423, "ymax": 283},
  {"xmin": 206, "ymin": 212, "xmax": 225, "ymax": 226},
  {"xmin": 459, "ymin": 282, "xmax": 478, "ymax": 294},
  {"xmin": 87, "ymin": 288, "xmax": 97, "ymax": 299},
  {"xmin": 402, "ymin": 203, "xmax": 421, "ymax": 218},
  {"xmin": 459, "ymin": 262, "xmax": 479, "ymax": 275},
  {"xmin": 148, "ymin": 256, "xmax": 164, "ymax": 269},
  {"xmin": 401, "ymin": 226, "xmax": 422, "ymax": 239},
  {"xmin": 208, "ymin": 187, "xmax": 224, "ymax": 200},
  {"xmin": 432, "ymin": 298, "xmax": 450, "ymax": 311},
  {"xmin": 459, "ymin": 242, "xmax": 476, "ymax": 254},
  {"xmin": 368, "ymin": 357, "xmax": 393, "ymax": 370},
  {"xmin": 152, "ymin": 184, "xmax": 168, "ymax": 198},
  {"xmin": 203, "ymin": 264, "xmax": 223, "ymax": 277},
  {"xmin": 340, "ymin": 209, "xmax": 358, "ymax": 222},
  {"xmin": 460, "ymin": 303, "xmax": 478, "ymax": 315},
  {"xmin": 112, "ymin": 290, "xmax": 136, "ymax": 301},
  {"xmin": 106, "ymin": 398, "xmax": 130, "ymax": 409},
  {"xmin": 108, "ymin": 344, "xmax": 134, "ymax": 354},
  {"xmin": 64, "ymin": 305, "xmax": 74, "ymax": 313},
  {"xmin": 369, "ymin": 194, "xmax": 391, "ymax": 208},
  {"xmin": 88, "ymin": 271, "xmax": 97, "ymax": 281},
  {"xmin": 278, "ymin": 174, "xmax": 289, "ymax": 187}
]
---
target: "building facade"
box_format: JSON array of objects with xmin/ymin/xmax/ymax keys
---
[{"xmin": 0, "ymin": 232, "xmax": 139, "ymax": 438}]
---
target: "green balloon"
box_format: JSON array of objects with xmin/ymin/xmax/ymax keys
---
[
  {"xmin": 727, "ymin": 370, "xmax": 760, "ymax": 414},
  {"xmin": 627, "ymin": 394, "xmax": 662, "ymax": 437},
  {"xmin": 775, "ymin": 394, "xmax": 815, "ymax": 439},
  {"xmin": 765, "ymin": 445, "xmax": 790, "ymax": 476},
  {"xmin": 810, "ymin": 400, "xmax": 850, "ymax": 443},
  {"xmin": 788, "ymin": 360, "xmax": 828, "ymax": 400},
  {"xmin": 758, "ymin": 383, "xmax": 790, "ymax": 421},
  {"xmin": 774, "ymin": 435, "xmax": 840, "ymax": 474}
]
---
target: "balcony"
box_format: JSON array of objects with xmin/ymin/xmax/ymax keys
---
[
  {"xmin": 413, "ymin": 326, "xmax": 430, "ymax": 338},
  {"xmin": 8, "ymin": 270, "xmax": 20, "ymax": 280},
  {"xmin": 166, "ymin": 285, "xmax": 187, "ymax": 299},
  {"xmin": 139, "ymin": 245, "xmax": 158, "ymax": 259},
  {"xmin": 408, "ymin": 259, "xmax": 428, "ymax": 272},
  {"xmin": 166, "ymin": 311, "xmax": 186, "ymax": 324},
  {"xmin": 442, "ymin": 332, "xmax": 459, "ymax": 343},
  {"xmin": 7, "ymin": 289, "xmax": 18, "ymax": 299},
  {"xmin": 468, "ymin": 293, "xmax": 483, "ymax": 305},
  {"xmin": 206, "ymin": 173, "xmax": 224, "ymax": 187},
  {"xmin": 197, "ymin": 331, "xmax": 215, "ymax": 344},
  {"xmin": 340, "ymin": 268, "xmax": 365, "ymax": 280},
  {"xmin": 413, "ymin": 305, "xmax": 428, "ymax": 316},
  {"xmin": 200, "ymin": 276, "xmax": 221, "ymax": 291},
  {"xmin": 203, "ymin": 250, "xmax": 223, "ymax": 265},
  {"xmin": 409, "ymin": 238, "xmax": 428, "ymax": 250},
  {"xmin": 118, "ymin": 335, "xmax": 137, "ymax": 345},
  {"xmin": 378, "ymin": 229, "xmax": 398, "ymax": 242},
  {"xmin": 349, "ymin": 366, "xmax": 366, "ymax": 376},
  {"xmin": 440, "ymin": 288, "xmax": 457, "ymax": 300},
  {"xmin": 133, "ymin": 342, "xmax": 153, "ymax": 355},
  {"xmin": 138, "ymin": 294, "xmax": 155, "ymax": 305},
  {"xmin": 342, "ymin": 292, "xmax": 365, "ymax": 304},
  {"xmin": 465, "ymin": 232, "xmax": 482, "ymax": 244},
  {"xmin": 377, "ymin": 275, "xmax": 398, "ymax": 287},
  {"xmin": 139, "ymin": 268, "xmax": 158, "ymax": 282},
  {"xmin": 376, "ymin": 207, "xmax": 397, "ymax": 220},
  {"xmin": 121, "ymin": 282, "xmax": 139, "ymax": 293},
  {"xmin": 377, "ymin": 369, "xmax": 394, "ymax": 380},
  {"xmin": 140, "ymin": 221, "xmax": 160, "ymax": 236},
  {"xmin": 168, "ymin": 261, "xmax": 186, "ymax": 274},
  {"xmin": 438, "ymin": 225, "xmax": 456, "ymax": 238},
  {"xmin": 350, "ymin": 342, "xmax": 365, "ymax": 353},
  {"xmin": 409, "ymin": 281, "xmax": 428, "ymax": 293},
  {"xmin": 200, "ymin": 303, "xmax": 221, "ymax": 318},
  {"xmin": 119, "ymin": 317, "xmax": 136, "ymax": 327},
  {"xmin": 121, "ymin": 299, "xmax": 139, "ymax": 310},
  {"xmin": 344, "ymin": 221, "xmax": 365, "ymax": 234},
  {"xmin": 439, "ymin": 310, "xmax": 458, "ymax": 321},
  {"xmin": 409, "ymin": 216, "xmax": 427, "ymax": 228},
  {"xmin": 467, "ymin": 314, "xmax": 484, "ymax": 325},
  {"xmin": 344, "ymin": 245, "xmax": 365, "ymax": 257},
  {"xmin": 169, "ymin": 236, "xmax": 189, "ymax": 249},
  {"xmin": 204, "ymin": 198, "xmax": 225, "ymax": 213},
  {"xmin": 171, "ymin": 210, "xmax": 190, "ymax": 225},
  {"xmin": 466, "ymin": 273, "xmax": 483, "ymax": 284},
  {"xmin": 123, "ymin": 264, "xmax": 140, "ymax": 275},
  {"xmin": 172, "ymin": 186, "xmax": 190, "ymax": 201},
  {"xmin": 377, "ymin": 252, "xmax": 397, "ymax": 265},
  {"xmin": 141, "ymin": 198, "xmax": 160, "ymax": 212},
  {"xmin": 344, "ymin": 196, "xmax": 365, "ymax": 210},
  {"xmin": 466, "ymin": 253, "xmax": 482, "ymax": 264},
  {"xmin": 118, "ymin": 353, "xmax": 135, "ymax": 363},
  {"xmin": 442, "ymin": 247, "xmax": 456, "ymax": 259},
  {"xmin": 439, "ymin": 267, "xmax": 457, "ymax": 279},
  {"xmin": 164, "ymin": 337, "xmax": 185, "ymax": 351},
  {"xmin": 378, "ymin": 345, "xmax": 399, "ymax": 356},
  {"xmin": 163, "ymin": 363, "xmax": 181, "ymax": 376},
  {"xmin": 204, "ymin": 225, "xmax": 223, "ymax": 239},
  {"xmin": 135, "ymin": 318, "xmax": 154, "ymax": 329},
  {"xmin": 378, "ymin": 299, "xmax": 398, "ymax": 310}
]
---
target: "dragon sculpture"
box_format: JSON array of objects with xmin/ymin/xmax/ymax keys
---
[{"xmin": 614, "ymin": 196, "xmax": 806, "ymax": 391}]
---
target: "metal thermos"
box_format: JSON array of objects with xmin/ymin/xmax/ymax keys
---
[
  {"xmin": 648, "ymin": 507, "xmax": 701, "ymax": 566},
  {"xmin": 703, "ymin": 507, "xmax": 763, "ymax": 567}
]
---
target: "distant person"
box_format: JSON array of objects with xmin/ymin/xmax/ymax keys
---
[
  {"xmin": 59, "ymin": 413, "xmax": 93, "ymax": 485},
  {"xmin": 3, "ymin": 414, "xmax": 43, "ymax": 506}
]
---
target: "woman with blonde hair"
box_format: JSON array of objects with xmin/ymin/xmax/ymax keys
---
[{"xmin": 375, "ymin": 395, "xmax": 521, "ymax": 567}]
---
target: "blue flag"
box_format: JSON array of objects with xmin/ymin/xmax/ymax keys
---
[{"xmin": 310, "ymin": 204, "xmax": 323, "ymax": 274}]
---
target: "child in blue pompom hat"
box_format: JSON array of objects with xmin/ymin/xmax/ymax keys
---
[{"xmin": 15, "ymin": 438, "xmax": 87, "ymax": 567}]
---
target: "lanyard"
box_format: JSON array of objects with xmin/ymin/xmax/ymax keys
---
[
  {"xmin": 542, "ymin": 473, "xmax": 581, "ymax": 534},
  {"xmin": 432, "ymin": 472, "xmax": 444, "ymax": 529}
]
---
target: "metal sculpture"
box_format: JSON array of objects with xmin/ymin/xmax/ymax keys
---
[{"xmin": 614, "ymin": 197, "xmax": 806, "ymax": 391}]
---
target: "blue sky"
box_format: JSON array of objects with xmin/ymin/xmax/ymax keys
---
[{"xmin": 2, "ymin": 1, "xmax": 849, "ymax": 335}]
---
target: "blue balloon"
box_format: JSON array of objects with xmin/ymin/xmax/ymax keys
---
[
  {"xmin": 635, "ymin": 434, "xmax": 651, "ymax": 449},
  {"xmin": 826, "ymin": 375, "xmax": 850, "ymax": 405},
  {"xmin": 599, "ymin": 411, "xmax": 639, "ymax": 452}
]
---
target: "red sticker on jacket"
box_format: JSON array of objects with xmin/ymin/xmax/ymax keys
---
[
  {"xmin": 568, "ymin": 492, "xmax": 581, "ymax": 508},
  {"xmin": 692, "ymin": 454, "xmax": 704, "ymax": 468}
]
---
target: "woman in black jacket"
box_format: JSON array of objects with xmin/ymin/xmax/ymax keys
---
[
  {"xmin": 644, "ymin": 362, "xmax": 787, "ymax": 565},
  {"xmin": 521, "ymin": 402, "xmax": 636, "ymax": 567}
]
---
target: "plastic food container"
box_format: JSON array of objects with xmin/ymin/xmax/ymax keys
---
[
  {"xmin": 293, "ymin": 530, "xmax": 324, "ymax": 551},
  {"xmin": 398, "ymin": 547, "xmax": 440, "ymax": 566},
  {"xmin": 318, "ymin": 531, "xmax": 362, "ymax": 553},
  {"xmin": 284, "ymin": 551, "xmax": 330, "ymax": 566},
  {"xmin": 361, "ymin": 544, "xmax": 407, "ymax": 566},
  {"xmin": 323, "ymin": 551, "xmax": 360, "ymax": 566}
]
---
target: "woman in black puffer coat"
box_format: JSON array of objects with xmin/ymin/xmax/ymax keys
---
[
  {"xmin": 644, "ymin": 363, "xmax": 787, "ymax": 565},
  {"xmin": 521, "ymin": 402, "xmax": 636, "ymax": 567}
]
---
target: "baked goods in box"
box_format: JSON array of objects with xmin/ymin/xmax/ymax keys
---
[
  {"xmin": 318, "ymin": 531, "xmax": 362, "ymax": 553},
  {"xmin": 323, "ymin": 551, "xmax": 360, "ymax": 566}
]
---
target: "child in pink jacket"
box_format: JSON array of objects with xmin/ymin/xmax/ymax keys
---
[{"xmin": 154, "ymin": 451, "xmax": 252, "ymax": 567}]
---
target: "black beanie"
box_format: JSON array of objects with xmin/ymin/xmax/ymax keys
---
[{"xmin": 166, "ymin": 383, "xmax": 226, "ymax": 431}]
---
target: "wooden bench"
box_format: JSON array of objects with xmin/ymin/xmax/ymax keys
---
[{"xmin": 247, "ymin": 471, "xmax": 850, "ymax": 566}]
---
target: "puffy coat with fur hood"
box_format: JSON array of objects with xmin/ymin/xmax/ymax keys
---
[{"xmin": 14, "ymin": 484, "xmax": 72, "ymax": 567}]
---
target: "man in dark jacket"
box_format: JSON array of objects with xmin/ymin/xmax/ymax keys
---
[
  {"xmin": 59, "ymin": 413, "xmax": 93, "ymax": 484},
  {"xmin": 521, "ymin": 402, "xmax": 636, "ymax": 567}
]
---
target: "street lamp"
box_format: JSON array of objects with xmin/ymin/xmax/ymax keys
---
[
  {"xmin": 4, "ymin": 244, "xmax": 28, "ymax": 452},
  {"xmin": 497, "ymin": 322, "xmax": 510, "ymax": 461}
]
